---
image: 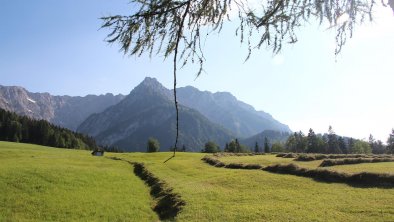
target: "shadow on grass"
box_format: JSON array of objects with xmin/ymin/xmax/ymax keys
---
[
  {"xmin": 106, "ymin": 157, "xmax": 185, "ymax": 220},
  {"xmin": 131, "ymin": 161, "xmax": 185, "ymax": 220}
]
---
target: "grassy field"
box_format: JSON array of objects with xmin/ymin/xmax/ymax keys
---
[
  {"xmin": 219, "ymin": 154, "xmax": 394, "ymax": 174},
  {"xmin": 329, "ymin": 162, "xmax": 394, "ymax": 174},
  {"xmin": 1, "ymin": 142, "xmax": 394, "ymax": 221},
  {"xmin": 219, "ymin": 154, "xmax": 323, "ymax": 168},
  {"xmin": 112, "ymin": 152, "xmax": 394, "ymax": 221},
  {"xmin": 0, "ymin": 141, "xmax": 158, "ymax": 221}
]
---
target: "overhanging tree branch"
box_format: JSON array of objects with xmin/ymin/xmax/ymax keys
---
[{"xmin": 100, "ymin": 0, "xmax": 389, "ymax": 157}]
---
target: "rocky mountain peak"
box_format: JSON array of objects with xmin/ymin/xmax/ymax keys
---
[{"xmin": 130, "ymin": 77, "xmax": 171, "ymax": 99}]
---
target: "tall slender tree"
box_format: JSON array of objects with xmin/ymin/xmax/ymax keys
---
[
  {"xmin": 387, "ymin": 129, "xmax": 394, "ymax": 154},
  {"xmin": 264, "ymin": 137, "xmax": 270, "ymax": 153},
  {"xmin": 307, "ymin": 129, "xmax": 318, "ymax": 153},
  {"xmin": 254, "ymin": 142, "xmax": 260, "ymax": 153},
  {"xmin": 327, "ymin": 126, "xmax": 340, "ymax": 153}
]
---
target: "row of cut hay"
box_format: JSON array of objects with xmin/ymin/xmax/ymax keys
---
[
  {"xmin": 319, "ymin": 158, "xmax": 394, "ymax": 167},
  {"xmin": 202, "ymin": 156, "xmax": 394, "ymax": 187},
  {"xmin": 276, "ymin": 153, "xmax": 299, "ymax": 158},
  {"xmin": 131, "ymin": 162, "xmax": 186, "ymax": 220},
  {"xmin": 264, "ymin": 163, "xmax": 394, "ymax": 186},
  {"xmin": 202, "ymin": 156, "xmax": 263, "ymax": 169},
  {"xmin": 212, "ymin": 152, "xmax": 267, "ymax": 158},
  {"xmin": 201, "ymin": 156, "xmax": 226, "ymax": 167},
  {"xmin": 295, "ymin": 153, "xmax": 394, "ymax": 161}
]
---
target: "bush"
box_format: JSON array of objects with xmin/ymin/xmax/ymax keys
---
[
  {"xmin": 147, "ymin": 137, "xmax": 160, "ymax": 152},
  {"xmin": 202, "ymin": 141, "xmax": 220, "ymax": 153}
]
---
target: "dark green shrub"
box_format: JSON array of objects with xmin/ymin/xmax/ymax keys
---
[{"xmin": 147, "ymin": 137, "xmax": 160, "ymax": 152}]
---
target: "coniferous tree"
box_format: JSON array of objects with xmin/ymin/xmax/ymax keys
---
[
  {"xmin": 228, "ymin": 140, "xmax": 237, "ymax": 153},
  {"xmin": 338, "ymin": 136, "xmax": 348, "ymax": 154},
  {"xmin": 373, "ymin": 140, "xmax": 386, "ymax": 154},
  {"xmin": 295, "ymin": 131, "xmax": 307, "ymax": 153},
  {"xmin": 285, "ymin": 134, "xmax": 297, "ymax": 152},
  {"xmin": 327, "ymin": 126, "xmax": 340, "ymax": 153},
  {"xmin": 224, "ymin": 143, "xmax": 229, "ymax": 152},
  {"xmin": 264, "ymin": 137, "xmax": 270, "ymax": 153},
  {"xmin": 0, "ymin": 109, "xmax": 97, "ymax": 150},
  {"xmin": 254, "ymin": 142, "xmax": 259, "ymax": 153},
  {"xmin": 387, "ymin": 129, "xmax": 394, "ymax": 154},
  {"xmin": 316, "ymin": 135, "xmax": 328, "ymax": 153},
  {"xmin": 307, "ymin": 128, "xmax": 318, "ymax": 153},
  {"xmin": 235, "ymin": 138, "xmax": 241, "ymax": 153},
  {"xmin": 348, "ymin": 137, "xmax": 355, "ymax": 153}
]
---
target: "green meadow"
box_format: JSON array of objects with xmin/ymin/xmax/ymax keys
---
[
  {"xmin": 1, "ymin": 141, "xmax": 394, "ymax": 221},
  {"xmin": 0, "ymin": 142, "xmax": 157, "ymax": 221}
]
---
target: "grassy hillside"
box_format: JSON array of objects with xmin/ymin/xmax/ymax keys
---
[
  {"xmin": 1, "ymin": 142, "xmax": 394, "ymax": 221},
  {"xmin": 0, "ymin": 141, "xmax": 158, "ymax": 221}
]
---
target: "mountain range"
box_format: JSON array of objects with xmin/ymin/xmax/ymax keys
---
[
  {"xmin": 0, "ymin": 85, "xmax": 124, "ymax": 130},
  {"xmin": 0, "ymin": 77, "xmax": 291, "ymax": 151}
]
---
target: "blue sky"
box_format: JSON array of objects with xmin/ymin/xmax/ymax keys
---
[{"xmin": 1, "ymin": 0, "xmax": 393, "ymax": 142}]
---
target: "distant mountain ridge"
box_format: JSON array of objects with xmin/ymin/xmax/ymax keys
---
[
  {"xmin": 77, "ymin": 77, "xmax": 233, "ymax": 151},
  {"xmin": 177, "ymin": 86, "xmax": 291, "ymax": 137},
  {"xmin": 1, "ymin": 77, "xmax": 292, "ymax": 151},
  {"xmin": 0, "ymin": 85, "xmax": 125, "ymax": 130}
]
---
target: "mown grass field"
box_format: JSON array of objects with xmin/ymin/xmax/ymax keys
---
[
  {"xmin": 218, "ymin": 154, "xmax": 394, "ymax": 173},
  {"xmin": 218, "ymin": 154, "xmax": 323, "ymax": 168},
  {"xmin": 0, "ymin": 141, "xmax": 158, "ymax": 221},
  {"xmin": 330, "ymin": 162, "xmax": 394, "ymax": 174},
  {"xmin": 1, "ymin": 141, "xmax": 394, "ymax": 221}
]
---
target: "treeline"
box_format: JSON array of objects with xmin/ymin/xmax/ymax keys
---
[
  {"xmin": 201, "ymin": 138, "xmax": 271, "ymax": 153},
  {"xmin": 201, "ymin": 126, "xmax": 394, "ymax": 154},
  {"xmin": 0, "ymin": 108, "xmax": 98, "ymax": 150},
  {"xmin": 283, "ymin": 126, "xmax": 394, "ymax": 154}
]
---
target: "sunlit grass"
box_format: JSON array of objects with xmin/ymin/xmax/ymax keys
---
[
  {"xmin": 328, "ymin": 162, "xmax": 394, "ymax": 174},
  {"xmin": 2, "ymin": 142, "xmax": 394, "ymax": 221},
  {"xmin": 0, "ymin": 141, "xmax": 158, "ymax": 221},
  {"xmin": 111, "ymin": 152, "xmax": 394, "ymax": 221},
  {"xmin": 219, "ymin": 154, "xmax": 323, "ymax": 168}
]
